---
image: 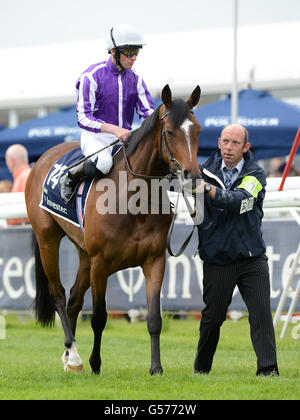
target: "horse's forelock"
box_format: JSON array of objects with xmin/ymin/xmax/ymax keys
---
[
  {"xmin": 169, "ymin": 99, "xmax": 190, "ymax": 129},
  {"xmin": 125, "ymin": 100, "xmax": 190, "ymax": 156}
]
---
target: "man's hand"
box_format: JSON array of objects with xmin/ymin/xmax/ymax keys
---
[
  {"xmin": 113, "ymin": 127, "xmax": 131, "ymax": 143},
  {"xmin": 195, "ymin": 181, "xmax": 216, "ymax": 199},
  {"xmin": 101, "ymin": 123, "xmax": 131, "ymax": 143}
]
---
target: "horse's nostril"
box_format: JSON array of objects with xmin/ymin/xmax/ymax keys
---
[{"xmin": 183, "ymin": 170, "xmax": 190, "ymax": 179}]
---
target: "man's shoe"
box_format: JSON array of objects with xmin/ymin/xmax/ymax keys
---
[
  {"xmin": 257, "ymin": 368, "xmax": 279, "ymax": 377},
  {"xmin": 194, "ymin": 369, "xmax": 210, "ymax": 375}
]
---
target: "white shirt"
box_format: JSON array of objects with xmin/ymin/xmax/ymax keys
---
[{"xmin": 221, "ymin": 158, "xmax": 244, "ymax": 186}]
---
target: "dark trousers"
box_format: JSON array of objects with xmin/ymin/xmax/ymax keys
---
[{"xmin": 194, "ymin": 255, "xmax": 279, "ymax": 375}]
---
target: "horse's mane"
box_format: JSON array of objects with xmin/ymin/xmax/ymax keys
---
[
  {"xmin": 125, "ymin": 105, "xmax": 161, "ymax": 156},
  {"xmin": 125, "ymin": 99, "xmax": 190, "ymax": 157}
]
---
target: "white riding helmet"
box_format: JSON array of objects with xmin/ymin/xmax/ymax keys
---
[{"xmin": 107, "ymin": 23, "xmax": 145, "ymax": 52}]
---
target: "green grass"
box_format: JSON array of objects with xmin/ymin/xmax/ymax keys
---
[{"xmin": 0, "ymin": 314, "xmax": 299, "ymax": 400}]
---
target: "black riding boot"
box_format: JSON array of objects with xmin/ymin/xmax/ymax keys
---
[{"xmin": 60, "ymin": 158, "xmax": 103, "ymax": 204}]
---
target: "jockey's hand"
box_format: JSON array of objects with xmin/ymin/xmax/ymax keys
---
[
  {"xmin": 114, "ymin": 127, "xmax": 131, "ymax": 143},
  {"xmin": 101, "ymin": 123, "xmax": 131, "ymax": 143}
]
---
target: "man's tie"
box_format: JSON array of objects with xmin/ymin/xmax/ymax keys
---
[{"xmin": 224, "ymin": 167, "xmax": 238, "ymax": 189}]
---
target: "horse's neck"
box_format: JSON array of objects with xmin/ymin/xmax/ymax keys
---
[{"xmin": 129, "ymin": 132, "xmax": 168, "ymax": 178}]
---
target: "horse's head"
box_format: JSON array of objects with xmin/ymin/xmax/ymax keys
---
[{"xmin": 159, "ymin": 84, "xmax": 202, "ymax": 181}]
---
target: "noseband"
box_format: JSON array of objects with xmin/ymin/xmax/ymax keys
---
[{"xmin": 123, "ymin": 109, "xmax": 194, "ymax": 180}]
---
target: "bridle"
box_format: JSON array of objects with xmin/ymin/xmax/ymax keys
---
[
  {"xmin": 122, "ymin": 110, "xmax": 192, "ymax": 181},
  {"xmin": 159, "ymin": 111, "xmax": 183, "ymax": 176},
  {"xmin": 122, "ymin": 109, "xmax": 209, "ymax": 257}
]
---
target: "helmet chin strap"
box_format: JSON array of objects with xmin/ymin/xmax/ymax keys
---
[{"xmin": 110, "ymin": 27, "xmax": 125, "ymax": 71}]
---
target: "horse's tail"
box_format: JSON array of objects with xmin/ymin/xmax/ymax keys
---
[{"xmin": 32, "ymin": 233, "xmax": 56, "ymax": 327}]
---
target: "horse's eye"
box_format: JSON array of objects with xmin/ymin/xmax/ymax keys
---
[{"xmin": 166, "ymin": 130, "xmax": 175, "ymax": 138}]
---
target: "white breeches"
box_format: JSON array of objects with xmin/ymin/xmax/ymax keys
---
[{"xmin": 80, "ymin": 129, "xmax": 118, "ymax": 174}]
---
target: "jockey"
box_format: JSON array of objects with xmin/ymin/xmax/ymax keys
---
[{"xmin": 60, "ymin": 23, "xmax": 154, "ymax": 204}]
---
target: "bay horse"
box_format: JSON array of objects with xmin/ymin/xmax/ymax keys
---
[{"xmin": 25, "ymin": 84, "xmax": 202, "ymax": 375}]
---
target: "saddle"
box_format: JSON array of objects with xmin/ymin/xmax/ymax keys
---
[
  {"xmin": 39, "ymin": 145, "xmax": 122, "ymax": 232},
  {"xmin": 39, "ymin": 148, "xmax": 94, "ymax": 233}
]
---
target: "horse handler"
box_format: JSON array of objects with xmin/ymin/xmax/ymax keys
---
[{"xmin": 194, "ymin": 123, "xmax": 279, "ymax": 377}]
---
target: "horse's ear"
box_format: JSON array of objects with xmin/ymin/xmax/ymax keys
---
[
  {"xmin": 187, "ymin": 85, "xmax": 201, "ymax": 109},
  {"xmin": 161, "ymin": 84, "xmax": 172, "ymax": 108}
]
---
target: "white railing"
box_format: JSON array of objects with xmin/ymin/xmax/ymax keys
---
[
  {"xmin": 0, "ymin": 192, "xmax": 27, "ymax": 219},
  {"xmin": 265, "ymin": 176, "xmax": 300, "ymax": 192},
  {"xmin": 0, "ymin": 177, "xmax": 300, "ymax": 221}
]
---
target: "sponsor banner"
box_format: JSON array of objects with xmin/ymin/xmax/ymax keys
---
[
  {"xmin": 0, "ymin": 222, "xmax": 299, "ymax": 312},
  {"xmin": 28, "ymin": 126, "xmax": 81, "ymax": 139},
  {"xmin": 204, "ymin": 116, "xmax": 279, "ymax": 128}
]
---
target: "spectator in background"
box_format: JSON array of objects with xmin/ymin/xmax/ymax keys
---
[
  {"xmin": 267, "ymin": 157, "xmax": 285, "ymax": 178},
  {"xmin": 267, "ymin": 156, "xmax": 300, "ymax": 177},
  {"xmin": 5, "ymin": 144, "xmax": 31, "ymax": 225},
  {"xmin": 289, "ymin": 166, "xmax": 300, "ymax": 176},
  {"xmin": 0, "ymin": 180, "xmax": 13, "ymax": 193}
]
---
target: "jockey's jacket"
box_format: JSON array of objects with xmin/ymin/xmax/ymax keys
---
[
  {"xmin": 198, "ymin": 149, "xmax": 267, "ymax": 265},
  {"xmin": 75, "ymin": 56, "xmax": 154, "ymax": 133}
]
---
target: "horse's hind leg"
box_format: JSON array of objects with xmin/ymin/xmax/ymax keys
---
[
  {"xmin": 35, "ymin": 228, "xmax": 84, "ymax": 372},
  {"xmin": 142, "ymin": 254, "xmax": 165, "ymax": 375}
]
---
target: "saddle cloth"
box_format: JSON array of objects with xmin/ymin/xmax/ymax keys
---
[{"xmin": 39, "ymin": 147, "xmax": 94, "ymax": 233}]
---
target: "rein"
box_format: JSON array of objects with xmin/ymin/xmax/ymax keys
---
[
  {"xmin": 122, "ymin": 146, "xmax": 172, "ymax": 181},
  {"xmin": 122, "ymin": 111, "xmax": 179, "ymax": 181}
]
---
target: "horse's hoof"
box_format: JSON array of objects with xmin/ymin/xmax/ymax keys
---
[
  {"xmin": 149, "ymin": 367, "xmax": 163, "ymax": 376},
  {"xmin": 89, "ymin": 356, "xmax": 101, "ymax": 375},
  {"xmin": 62, "ymin": 342, "xmax": 84, "ymax": 372},
  {"xmin": 66, "ymin": 363, "xmax": 84, "ymax": 373},
  {"xmin": 90, "ymin": 362, "xmax": 101, "ymax": 375}
]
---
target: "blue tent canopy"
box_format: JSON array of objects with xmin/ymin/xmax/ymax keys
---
[
  {"xmin": 0, "ymin": 101, "xmax": 161, "ymax": 180},
  {"xmin": 0, "ymin": 105, "xmax": 80, "ymax": 155},
  {"xmin": 2, "ymin": 89, "xmax": 298, "ymax": 180},
  {"xmin": 0, "ymin": 105, "xmax": 80, "ymax": 180},
  {"xmin": 194, "ymin": 89, "xmax": 300, "ymax": 160}
]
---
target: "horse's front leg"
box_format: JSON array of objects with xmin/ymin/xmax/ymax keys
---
[
  {"xmin": 143, "ymin": 255, "xmax": 165, "ymax": 375},
  {"xmin": 67, "ymin": 247, "xmax": 91, "ymax": 336}
]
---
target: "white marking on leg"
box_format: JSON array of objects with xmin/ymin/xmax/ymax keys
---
[
  {"xmin": 180, "ymin": 119, "xmax": 194, "ymax": 162},
  {"xmin": 65, "ymin": 342, "xmax": 84, "ymax": 372},
  {"xmin": 68, "ymin": 342, "xmax": 82, "ymax": 366},
  {"xmin": 62, "ymin": 349, "xmax": 69, "ymax": 371}
]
